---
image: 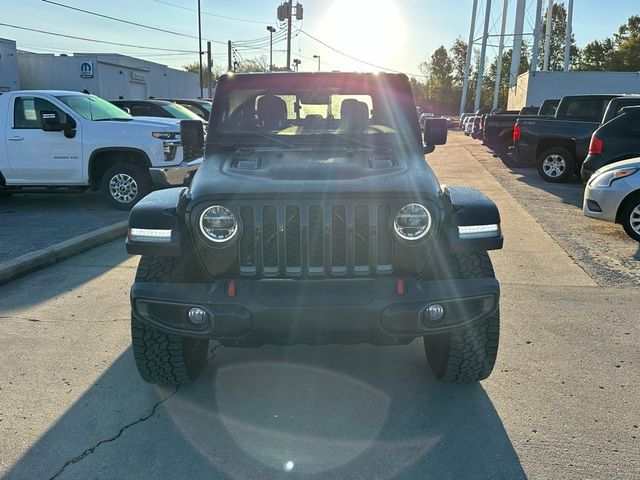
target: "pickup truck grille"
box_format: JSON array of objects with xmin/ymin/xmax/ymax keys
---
[{"xmin": 238, "ymin": 203, "xmax": 393, "ymax": 277}]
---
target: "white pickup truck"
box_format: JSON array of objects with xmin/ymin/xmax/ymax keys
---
[{"xmin": 0, "ymin": 90, "xmax": 201, "ymax": 209}]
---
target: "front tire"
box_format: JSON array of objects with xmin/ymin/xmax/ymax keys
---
[
  {"xmin": 620, "ymin": 195, "xmax": 640, "ymax": 242},
  {"xmin": 102, "ymin": 164, "xmax": 151, "ymax": 210},
  {"xmin": 423, "ymin": 252, "xmax": 500, "ymax": 383},
  {"xmin": 131, "ymin": 256, "xmax": 209, "ymax": 385},
  {"xmin": 537, "ymin": 147, "xmax": 575, "ymax": 183}
]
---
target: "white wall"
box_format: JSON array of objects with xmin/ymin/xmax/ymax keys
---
[
  {"xmin": 508, "ymin": 71, "xmax": 640, "ymax": 110},
  {"xmin": 0, "ymin": 38, "xmax": 19, "ymax": 92},
  {"xmin": 17, "ymin": 52, "xmax": 200, "ymax": 99}
]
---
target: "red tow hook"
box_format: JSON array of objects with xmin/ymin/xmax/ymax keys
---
[
  {"xmin": 227, "ymin": 280, "xmax": 237, "ymax": 297},
  {"xmin": 395, "ymin": 278, "xmax": 405, "ymax": 296}
]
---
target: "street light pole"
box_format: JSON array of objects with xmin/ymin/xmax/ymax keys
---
[
  {"xmin": 313, "ymin": 54, "xmax": 320, "ymax": 71},
  {"xmin": 197, "ymin": 0, "xmax": 203, "ymax": 98},
  {"xmin": 267, "ymin": 26, "xmax": 276, "ymax": 71}
]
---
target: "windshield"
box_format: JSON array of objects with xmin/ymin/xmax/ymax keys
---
[
  {"xmin": 211, "ymin": 73, "xmax": 419, "ymax": 147},
  {"xmin": 161, "ymin": 102, "xmax": 204, "ymax": 121},
  {"xmin": 56, "ymin": 94, "xmax": 132, "ymax": 121}
]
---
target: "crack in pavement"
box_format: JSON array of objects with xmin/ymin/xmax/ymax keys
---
[{"xmin": 48, "ymin": 386, "xmax": 179, "ymax": 480}]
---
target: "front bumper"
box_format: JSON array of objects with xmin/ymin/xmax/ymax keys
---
[
  {"xmin": 583, "ymin": 178, "xmax": 633, "ymax": 223},
  {"xmin": 131, "ymin": 277, "xmax": 499, "ymax": 345},
  {"xmin": 149, "ymin": 157, "xmax": 202, "ymax": 188}
]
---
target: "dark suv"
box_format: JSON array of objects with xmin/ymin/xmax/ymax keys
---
[{"xmin": 125, "ymin": 72, "xmax": 504, "ymax": 385}]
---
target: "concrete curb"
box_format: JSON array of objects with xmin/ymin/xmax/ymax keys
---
[{"xmin": 0, "ymin": 220, "xmax": 128, "ymax": 286}]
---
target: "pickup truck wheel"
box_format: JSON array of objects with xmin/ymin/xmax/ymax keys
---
[
  {"xmin": 537, "ymin": 148, "xmax": 575, "ymax": 183},
  {"xmin": 102, "ymin": 164, "xmax": 151, "ymax": 210},
  {"xmin": 620, "ymin": 195, "xmax": 640, "ymax": 242},
  {"xmin": 423, "ymin": 252, "xmax": 500, "ymax": 383},
  {"xmin": 131, "ymin": 256, "xmax": 209, "ymax": 385}
]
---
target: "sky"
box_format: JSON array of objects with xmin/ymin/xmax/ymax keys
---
[{"xmin": 1, "ymin": 0, "xmax": 638, "ymax": 77}]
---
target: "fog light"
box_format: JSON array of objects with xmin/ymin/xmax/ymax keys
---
[
  {"xmin": 187, "ymin": 307, "xmax": 209, "ymax": 325},
  {"xmin": 424, "ymin": 304, "xmax": 445, "ymax": 325}
]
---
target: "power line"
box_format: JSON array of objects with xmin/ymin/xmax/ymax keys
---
[
  {"xmin": 150, "ymin": 0, "xmax": 272, "ymax": 25},
  {"xmin": 41, "ymin": 0, "xmax": 227, "ymax": 45},
  {"xmin": 0, "ymin": 22, "xmax": 198, "ymax": 52},
  {"xmin": 299, "ymin": 30, "xmax": 428, "ymax": 78}
]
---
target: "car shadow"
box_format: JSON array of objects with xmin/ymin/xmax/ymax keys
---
[
  {"xmin": 5, "ymin": 343, "xmax": 526, "ymax": 480},
  {"xmin": 488, "ymin": 149, "xmax": 585, "ymax": 209}
]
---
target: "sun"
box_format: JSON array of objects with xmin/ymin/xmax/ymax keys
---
[{"xmin": 319, "ymin": 0, "xmax": 407, "ymax": 70}]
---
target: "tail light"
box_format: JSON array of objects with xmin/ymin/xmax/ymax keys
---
[
  {"xmin": 513, "ymin": 123, "xmax": 522, "ymax": 142},
  {"xmin": 589, "ymin": 135, "xmax": 603, "ymax": 155},
  {"xmin": 480, "ymin": 117, "xmax": 484, "ymax": 128}
]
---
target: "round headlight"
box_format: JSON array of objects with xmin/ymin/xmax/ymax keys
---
[
  {"xmin": 199, "ymin": 206, "xmax": 238, "ymax": 243},
  {"xmin": 394, "ymin": 203, "xmax": 432, "ymax": 241}
]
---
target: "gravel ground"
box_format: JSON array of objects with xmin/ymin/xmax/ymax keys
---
[
  {"xmin": 0, "ymin": 192, "xmax": 128, "ymax": 264},
  {"xmin": 459, "ymin": 134, "xmax": 640, "ymax": 287}
]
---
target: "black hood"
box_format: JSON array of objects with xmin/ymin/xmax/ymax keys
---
[{"xmin": 188, "ymin": 147, "xmax": 441, "ymax": 201}]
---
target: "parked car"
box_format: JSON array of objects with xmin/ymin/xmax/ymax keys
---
[
  {"xmin": 582, "ymin": 107, "xmax": 640, "ymax": 182},
  {"xmin": 583, "ymin": 157, "xmax": 640, "ymax": 241},
  {"xmin": 483, "ymin": 100, "xmax": 558, "ymax": 155},
  {"xmin": 110, "ymin": 99, "xmax": 206, "ymax": 125},
  {"xmin": 512, "ymin": 95, "xmax": 640, "ymax": 182},
  {"xmin": 459, "ymin": 112, "xmax": 473, "ymax": 129},
  {"xmin": 125, "ymin": 71, "xmax": 504, "ymax": 386},
  {"xmin": 471, "ymin": 115, "xmax": 482, "ymax": 139},
  {"xmin": 0, "ymin": 90, "xmax": 200, "ymax": 208},
  {"xmin": 464, "ymin": 116, "xmax": 475, "ymax": 135},
  {"xmin": 157, "ymin": 98, "xmax": 212, "ymax": 120}
]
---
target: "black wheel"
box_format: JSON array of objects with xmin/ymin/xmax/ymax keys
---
[
  {"xmin": 101, "ymin": 164, "xmax": 151, "ymax": 210},
  {"xmin": 423, "ymin": 252, "xmax": 500, "ymax": 383},
  {"xmin": 537, "ymin": 147, "xmax": 575, "ymax": 183},
  {"xmin": 619, "ymin": 194, "xmax": 640, "ymax": 242},
  {"xmin": 131, "ymin": 256, "xmax": 209, "ymax": 385}
]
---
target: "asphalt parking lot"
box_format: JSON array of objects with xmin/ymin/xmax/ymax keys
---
[
  {"xmin": 0, "ymin": 132, "xmax": 638, "ymax": 479},
  {"xmin": 0, "ymin": 192, "xmax": 127, "ymax": 264}
]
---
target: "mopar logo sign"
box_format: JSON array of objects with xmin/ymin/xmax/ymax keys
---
[{"xmin": 80, "ymin": 61, "xmax": 93, "ymax": 78}]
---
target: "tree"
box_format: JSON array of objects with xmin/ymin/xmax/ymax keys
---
[
  {"xmin": 450, "ymin": 38, "xmax": 469, "ymax": 87},
  {"xmin": 611, "ymin": 15, "xmax": 640, "ymax": 71},
  {"xmin": 576, "ymin": 39, "xmax": 616, "ymax": 71},
  {"xmin": 537, "ymin": 2, "xmax": 579, "ymax": 70}
]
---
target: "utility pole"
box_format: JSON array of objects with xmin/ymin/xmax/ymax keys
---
[
  {"xmin": 460, "ymin": 0, "xmax": 479, "ymax": 115},
  {"xmin": 509, "ymin": 0, "xmax": 527, "ymax": 87},
  {"xmin": 313, "ymin": 54, "xmax": 320, "ymax": 71},
  {"xmin": 530, "ymin": 0, "xmax": 543, "ymax": 72},
  {"xmin": 286, "ymin": 0, "xmax": 293, "ymax": 70},
  {"xmin": 543, "ymin": 0, "xmax": 554, "ymax": 71},
  {"xmin": 227, "ymin": 41, "xmax": 232, "ymax": 72},
  {"xmin": 197, "ymin": 0, "xmax": 203, "ymax": 97},
  {"xmin": 473, "ymin": 0, "xmax": 492, "ymax": 112},
  {"xmin": 492, "ymin": 0, "xmax": 509, "ymax": 110},
  {"xmin": 267, "ymin": 26, "xmax": 276, "ymax": 70},
  {"xmin": 206, "ymin": 41, "xmax": 212, "ymax": 98},
  {"xmin": 563, "ymin": 0, "xmax": 574, "ymax": 71}
]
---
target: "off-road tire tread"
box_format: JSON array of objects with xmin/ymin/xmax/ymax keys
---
[
  {"xmin": 425, "ymin": 252, "xmax": 500, "ymax": 383},
  {"xmin": 131, "ymin": 256, "xmax": 207, "ymax": 385}
]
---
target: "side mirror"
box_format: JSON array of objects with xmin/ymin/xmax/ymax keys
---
[
  {"xmin": 423, "ymin": 117, "xmax": 447, "ymax": 149},
  {"xmin": 180, "ymin": 119, "xmax": 205, "ymax": 149},
  {"xmin": 40, "ymin": 111, "xmax": 77, "ymax": 137}
]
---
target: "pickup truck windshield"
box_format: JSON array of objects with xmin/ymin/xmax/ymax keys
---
[
  {"xmin": 211, "ymin": 74, "xmax": 419, "ymax": 146},
  {"xmin": 56, "ymin": 94, "xmax": 132, "ymax": 121}
]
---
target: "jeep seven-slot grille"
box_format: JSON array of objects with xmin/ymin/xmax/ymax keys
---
[{"xmin": 238, "ymin": 203, "xmax": 393, "ymax": 277}]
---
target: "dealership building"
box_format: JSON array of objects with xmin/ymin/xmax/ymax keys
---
[
  {"xmin": 508, "ymin": 70, "xmax": 640, "ymax": 110},
  {"xmin": 0, "ymin": 38, "xmax": 20, "ymax": 92},
  {"xmin": 0, "ymin": 38, "xmax": 201, "ymax": 99}
]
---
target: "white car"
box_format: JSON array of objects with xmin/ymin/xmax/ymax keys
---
[
  {"xmin": 0, "ymin": 90, "xmax": 201, "ymax": 208},
  {"xmin": 583, "ymin": 157, "xmax": 640, "ymax": 241},
  {"xmin": 464, "ymin": 116, "xmax": 476, "ymax": 135}
]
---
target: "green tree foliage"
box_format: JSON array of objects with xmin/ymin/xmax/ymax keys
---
[
  {"xmin": 576, "ymin": 15, "xmax": 640, "ymax": 71},
  {"xmin": 537, "ymin": 2, "xmax": 579, "ymax": 70}
]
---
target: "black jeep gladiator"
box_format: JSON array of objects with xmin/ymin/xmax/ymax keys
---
[{"xmin": 125, "ymin": 72, "xmax": 504, "ymax": 385}]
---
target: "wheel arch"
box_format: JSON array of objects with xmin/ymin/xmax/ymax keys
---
[
  {"xmin": 537, "ymin": 138, "xmax": 576, "ymax": 159},
  {"xmin": 88, "ymin": 147, "xmax": 151, "ymax": 190},
  {"xmin": 615, "ymin": 189, "xmax": 640, "ymax": 224}
]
